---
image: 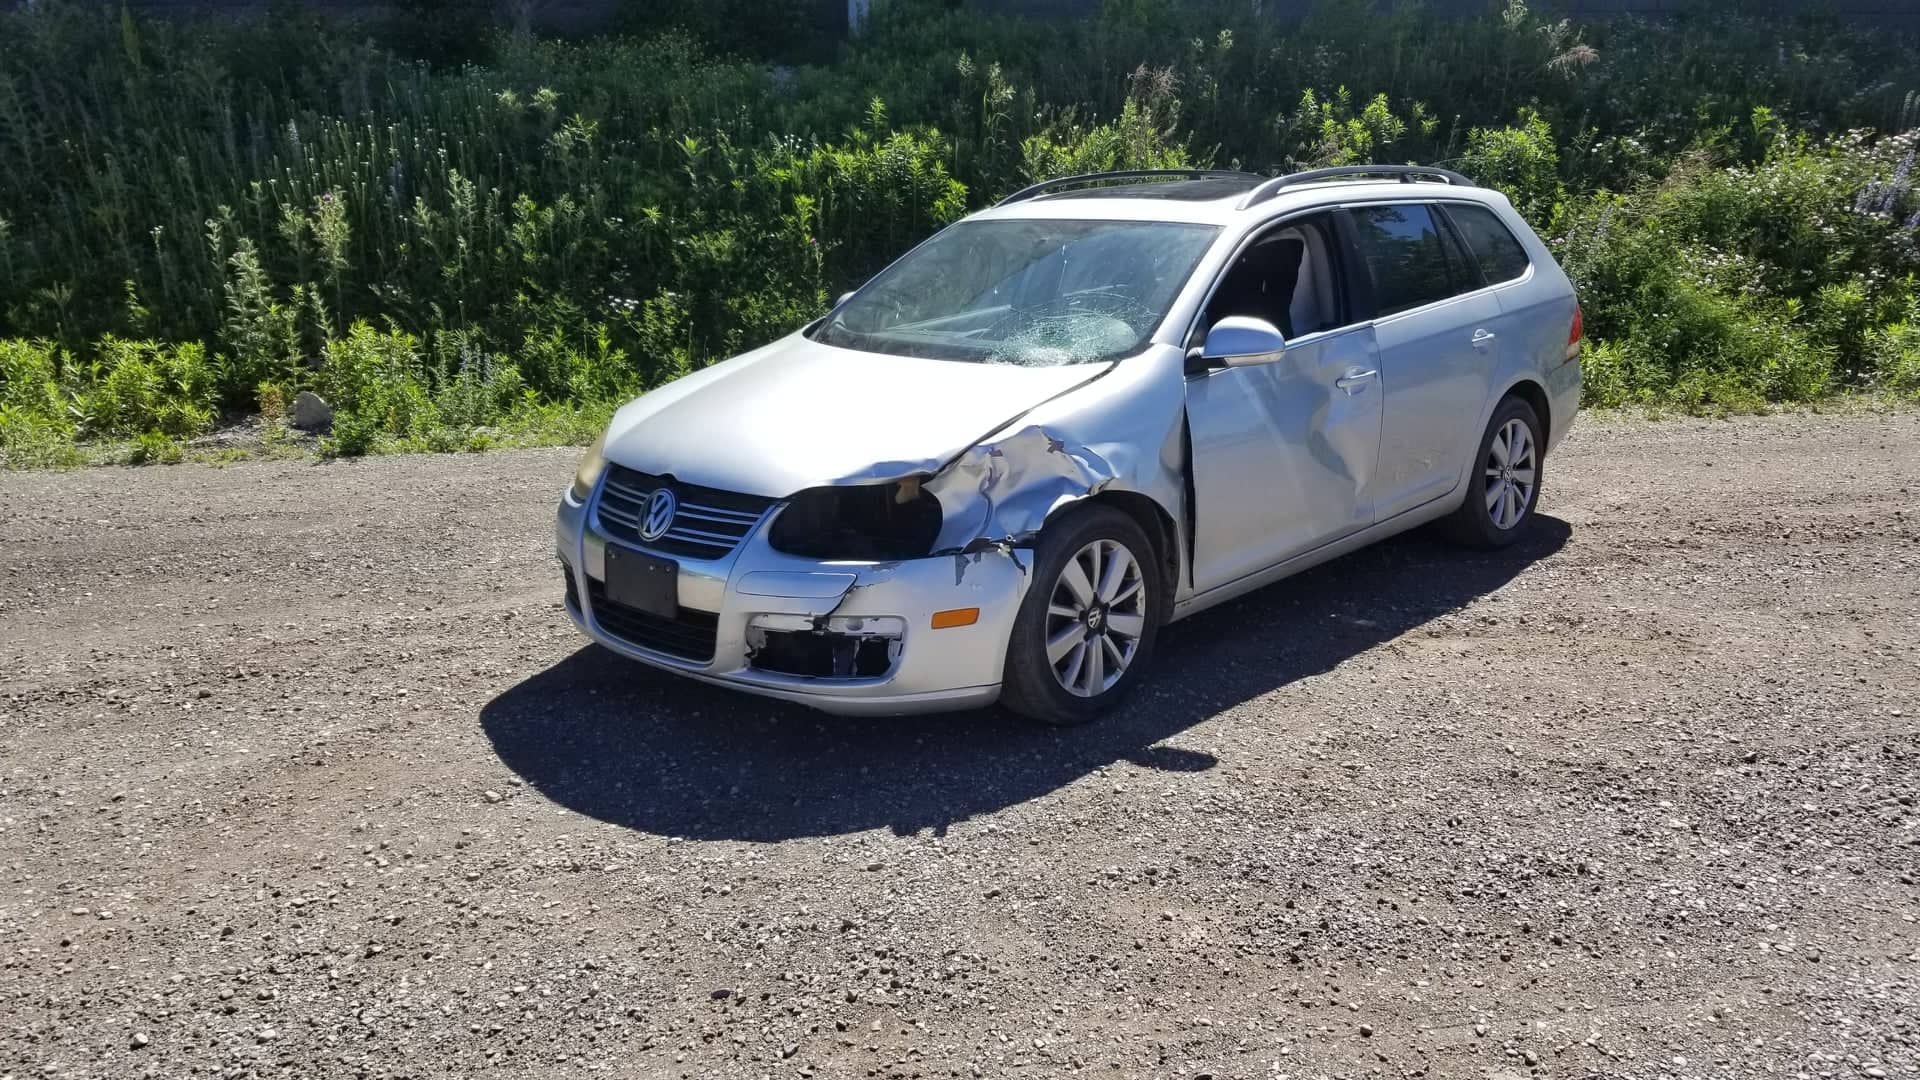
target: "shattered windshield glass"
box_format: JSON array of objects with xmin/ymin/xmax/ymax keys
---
[{"xmin": 811, "ymin": 219, "xmax": 1219, "ymax": 366}]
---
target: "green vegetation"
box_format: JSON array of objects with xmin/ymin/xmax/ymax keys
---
[{"xmin": 2, "ymin": 0, "xmax": 1918, "ymax": 466}]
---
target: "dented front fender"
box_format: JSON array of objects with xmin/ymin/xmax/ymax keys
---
[
  {"xmin": 919, "ymin": 346, "xmax": 1192, "ymax": 584},
  {"xmin": 925, "ymin": 426, "xmax": 1120, "ymax": 553}
]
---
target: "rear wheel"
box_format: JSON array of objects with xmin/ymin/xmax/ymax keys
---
[
  {"xmin": 1442, "ymin": 395, "xmax": 1543, "ymax": 549},
  {"xmin": 1001, "ymin": 506, "xmax": 1164, "ymax": 726}
]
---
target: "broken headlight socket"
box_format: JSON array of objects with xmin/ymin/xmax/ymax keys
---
[{"xmin": 767, "ymin": 476, "xmax": 942, "ymax": 560}]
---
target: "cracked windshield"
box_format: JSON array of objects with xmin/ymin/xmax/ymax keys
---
[{"xmin": 812, "ymin": 219, "xmax": 1218, "ymax": 365}]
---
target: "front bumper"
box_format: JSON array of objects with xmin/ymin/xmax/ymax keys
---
[{"xmin": 554, "ymin": 486, "xmax": 1028, "ymax": 716}]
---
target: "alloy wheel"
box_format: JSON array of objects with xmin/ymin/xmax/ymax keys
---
[
  {"xmin": 1044, "ymin": 538, "xmax": 1149, "ymax": 698},
  {"xmin": 1484, "ymin": 417, "xmax": 1537, "ymax": 530}
]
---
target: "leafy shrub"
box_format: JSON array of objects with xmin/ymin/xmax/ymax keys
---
[
  {"xmin": 1575, "ymin": 340, "xmax": 1637, "ymax": 410},
  {"xmin": 786, "ymin": 129, "xmax": 969, "ymax": 286},
  {"xmin": 1868, "ymin": 292, "xmax": 1920, "ymax": 396},
  {"xmin": 1461, "ymin": 110, "xmax": 1565, "ymax": 230},
  {"xmin": 317, "ymin": 323, "xmax": 437, "ymax": 440},
  {"xmin": 0, "ymin": 340, "xmax": 70, "ymax": 437},
  {"xmin": 323, "ymin": 409, "xmax": 383, "ymax": 458},
  {"xmin": 1276, "ymin": 89, "xmax": 1423, "ymax": 171},
  {"xmin": 0, "ymin": 340, "xmax": 84, "ymax": 468},
  {"xmin": 3, "ymin": 0, "xmax": 1920, "ymax": 464},
  {"xmin": 71, "ymin": 338, "xmax": 219, "ymax": 438},
  {"xmin": 1653, "ymin": 135, "xmax": 1899, "ymax": 305},
  {"xmin": 219, "ymin": 238, "xmax": 302, "ymax": 398},
  {"xmin": 257, "ymin": 382, "xmax": 289, "ymax": 423},
  {"xmin": 1809, "ymin": 278, "xmax": 1875, "ymax": 380},
  {"xmin": 128, "ymin": 430, "xmax": 184, "ymax": 465},
  {"xmin": 1582, "ymin": 263, "xmax": 1825, "ymax": 413},
  {"xmin": 1555, "ymin": 127, "xmax": 1919, "ymax": 410},
  {"xmin": 1022, "ymin": 78, "xmax": 1194, "ymax": 180},
  {"xmin": 0, "ymin": 414, "xmax": 86, "ymax": 468}
]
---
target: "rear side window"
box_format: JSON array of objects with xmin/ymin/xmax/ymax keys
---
[
  {"xmin": 1347, "ymin": 203, "xmax": 1473, "ymax": 317},
  {"xmin": 1443, "ymin": 203, "xmax": 1532, "ymax": 284}
]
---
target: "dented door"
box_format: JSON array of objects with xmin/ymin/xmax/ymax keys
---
[{"xmin": 1184, "ymin": 324, "xmax": 1384, "ymax": 595}]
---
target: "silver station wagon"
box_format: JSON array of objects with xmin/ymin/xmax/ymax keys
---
[{"xmin": 557, "ymin": 165, "xmax": 1584, "ymax": 724}]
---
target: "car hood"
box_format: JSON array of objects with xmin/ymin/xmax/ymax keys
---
[{"xmin": 602, "ymin": 333, "xmax": 1110, "ymax": 498}]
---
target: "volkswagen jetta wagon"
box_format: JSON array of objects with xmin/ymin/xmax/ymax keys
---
[{"xmin": 557, "ymin": 165, "xmax": 1583, "ymax": 724}]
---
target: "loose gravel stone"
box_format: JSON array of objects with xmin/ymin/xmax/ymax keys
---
[{"xmin": 0, "ymin": 414, "xmax": 1915, "ymax": 1079}]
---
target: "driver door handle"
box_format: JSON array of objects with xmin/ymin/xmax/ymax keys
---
[
  {"xmin": 1334, "ymin": 369, "xmax": 1378, "ymax": 393},
  {"xmin": 1471, "ymin": 329, "xmax": 1498, "ymax": 348}
]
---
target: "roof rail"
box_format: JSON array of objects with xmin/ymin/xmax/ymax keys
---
[
  {"xmin": 1236, "ymin": 165, "xmax": 1474, "ymax": 211},
  {"xmin": 995, "ymin": 169, "xmax": 1265, "ymax": 207}
]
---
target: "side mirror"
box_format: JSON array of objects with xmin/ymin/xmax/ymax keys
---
[{"xmin": 1201, "ymin": 316, "xmax": 1288, "ymax": 367}]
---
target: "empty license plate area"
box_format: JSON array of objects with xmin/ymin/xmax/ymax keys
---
[{"xmin": 603, "ymin": 544, "xmax": 678, "ymax": 618}]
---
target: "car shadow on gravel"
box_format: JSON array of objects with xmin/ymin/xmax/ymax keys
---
[{"xmin": 480, "ymin": 516, "xmax": 1570, "ymax": 841}]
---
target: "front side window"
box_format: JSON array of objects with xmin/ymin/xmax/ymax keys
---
[
  {"xmin": 1443, "ymin": 203, "xmax": 1532, "ymax": 284},
  {"xmin": 1201, "ymin": 213, "xmax": 1343, "ymax": 338},
  {"xmin": 1348, "ymin": 203, "xmax": 1470, "ymax": 317},
  {"xmin": 812, "ymin": 219, "xmax": 1220, "ymax": 366}
]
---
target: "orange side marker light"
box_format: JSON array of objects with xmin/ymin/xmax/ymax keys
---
[{"xmin": 931, "ymin": 608, "xmax": 979, "ymax": 629}]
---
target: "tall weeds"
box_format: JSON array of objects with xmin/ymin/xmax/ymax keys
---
[{"xmin": 1, "ymin": 0, "xmax": 1918, "ymax": 463}]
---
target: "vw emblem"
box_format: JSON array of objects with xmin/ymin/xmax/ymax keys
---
[{"xmin": 639, "ymin": 488, "xmax": 678, "ymax": 542}]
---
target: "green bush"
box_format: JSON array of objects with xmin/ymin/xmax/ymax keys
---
[
  {"xmin": 128, "ymin": 430, "xmax": 185, "ymax": 465},
  {"xmin": 1275, "ymin": 89, "xmax": 1423, "ymax": 171},
  {"xmin": 324, "ymin": 409, "xmax": 383, "ymax": 458},
  {"xmin": 1575, "ymin": 262, "xmax": 1825, "ymax": 413},
  {"xmin": 70, "ymin": 338, "xmax": 219, "ymax": 439},
  {"xmin": 1461, "ymin": 110, "xmax": 1565, "ymax": 231},
  {"xmin": 1, "ymin": 1, "xmax": 1919, "ymax": 462},
  {"xmin": 0, "ymin": 340, "xmax": 84, "ymax": 468},
  {"xmin": 1553, "ymin": 127, "xmax": 1919, "ymax": 410},
  {"xmin": 0, "ymin": 340, "xmax": 70, "ymax": 436},
  {"xmin": 1021, "ymin": 81, "xmax": 1194, "ymax": 179},
  {"xmin": 1869, "ymin": 292, "xmax": 1920, "ymax": 396}
]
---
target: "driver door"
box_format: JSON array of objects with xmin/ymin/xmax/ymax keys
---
[{"xmin": 1185, "ymin": 214, "xmax": 1384, "ymax": 595}]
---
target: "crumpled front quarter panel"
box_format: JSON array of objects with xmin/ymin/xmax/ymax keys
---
[{"xmin": 924, "ymin": 346, "xmax": 1191, "ymax": 577}]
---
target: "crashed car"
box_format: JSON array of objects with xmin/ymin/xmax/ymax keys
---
[{"xmin": 557, "ymin": 165, "xmax": 1583, "ymax": 723}]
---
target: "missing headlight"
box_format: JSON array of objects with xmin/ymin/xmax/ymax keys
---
[{"xmin": 768, "ymin": 478, "xmax": 941, "ymax": 560}]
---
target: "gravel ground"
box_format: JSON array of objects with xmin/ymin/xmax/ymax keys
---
[{"xmin": 1, "ymin": 412, "xmax": 1917, "ymax": 1080}]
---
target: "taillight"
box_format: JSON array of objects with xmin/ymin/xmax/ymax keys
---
[{"xmin": 1566, "ymin": 302, "xmax": 1584, "ymax": 361}]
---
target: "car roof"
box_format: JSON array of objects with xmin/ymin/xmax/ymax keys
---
[{"xmin": 968, "ymin": 168, "xmax": 1507, "ymax": 228}]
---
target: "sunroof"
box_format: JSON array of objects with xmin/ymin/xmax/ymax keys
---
[{"xmin": 1040, "ymin": 177, "xmax": 1264, "ymax": 202}]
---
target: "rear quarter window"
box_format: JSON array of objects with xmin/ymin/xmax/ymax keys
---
[
  {"xmin": 1443, "ymin": 203, "xmax": 1532, "ymax": 284},
  {"xmin": 1347, "ymin": 203, "xmax": 1463, "ymax": 317}
]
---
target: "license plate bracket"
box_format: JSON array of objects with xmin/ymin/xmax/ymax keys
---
[{"xmin": 603, "ymin": 545, "xmax": 678, "ymax": 619}]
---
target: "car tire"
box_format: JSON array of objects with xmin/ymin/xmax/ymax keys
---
[
  {"xmin": 1000, "ymin": 505, "xmax": 1165, "ymax": 726},
  {"xmin": 1442, "ymin": 395, "xmax": 1544, "ymax": 550}
]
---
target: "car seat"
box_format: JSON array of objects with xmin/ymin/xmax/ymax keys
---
[{"xmin": 1207, "ymin": 236, "xmax": 1304, "ymax": 337}]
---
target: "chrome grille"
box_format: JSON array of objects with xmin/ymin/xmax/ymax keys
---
[{"xmin": 594, "ymin": 463, "xmax": 777, "ymax": 561}]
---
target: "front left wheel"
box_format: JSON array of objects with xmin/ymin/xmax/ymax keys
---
[{"xmin": 1001, "ymin": 505, "xmax": 1165, "ymax": 726}]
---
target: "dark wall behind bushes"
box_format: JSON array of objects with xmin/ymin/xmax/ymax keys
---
[
  {"xmin": 2, "ymin": 0, "xmax": 1917, "ymax": 465},
  {"xmin": 89, "ymin": 0, "xmax": 1920, "ymax": 35},
  {"xmin": 977, "ymin": 0, "xmax": 1920, "ymax": 24}
]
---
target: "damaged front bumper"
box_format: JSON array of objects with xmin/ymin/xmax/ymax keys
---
[{"xmin": 555, "ymin": 488, "xmax": 1029, "ymax": 716}]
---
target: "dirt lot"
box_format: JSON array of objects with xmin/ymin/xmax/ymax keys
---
[{"xmin": 2, "ymin": 412, "xmax": 1917, "ymax": 1080}]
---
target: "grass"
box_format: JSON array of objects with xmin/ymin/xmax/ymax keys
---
[{"xmin": 0, "ymin": 0, "xmax": 1917, "ymax": 467}]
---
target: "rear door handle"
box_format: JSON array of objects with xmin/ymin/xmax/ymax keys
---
[
  {"xmin": 1334, "ymin": 369, "xmax": 1378, "ymax": 393},
  {"xmin": 1471, "ymin": 329, "xmax": 1498, "ymax": 348}
]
